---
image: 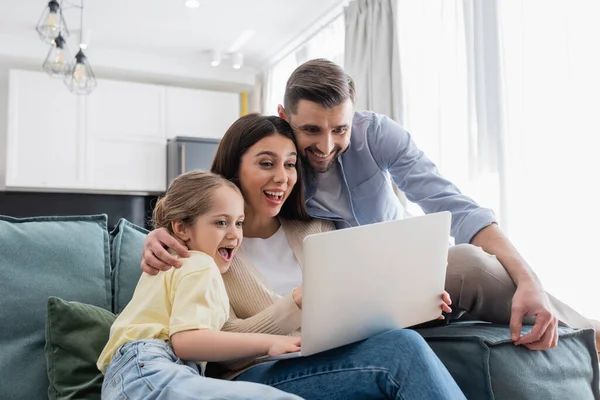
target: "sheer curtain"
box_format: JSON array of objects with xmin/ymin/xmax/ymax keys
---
[
  {"xmin": 398, "ymin": 0, "xmax": 600, "ymax": 319},
  {"xmin": 262, "ymin": 15, "xmax": 345, "ymax": 115},
  {"xmin": 396, "ymin": 0, "xmax": 504, "ymax": 221},
  {"xmin": 499, "ymin": 0, "xmax": 600, "ymax": 319}
]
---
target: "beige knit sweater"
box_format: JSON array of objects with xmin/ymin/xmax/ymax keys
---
[{"xmin": 216, "ymin": 218, "xmax": 334, "ymax": 378}]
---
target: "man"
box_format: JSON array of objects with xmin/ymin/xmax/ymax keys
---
[{"xmin": 142, "ymin": 59, "xmax": 597, "ymax": 351}]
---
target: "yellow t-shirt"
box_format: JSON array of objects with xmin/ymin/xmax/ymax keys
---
[{"xmin": 96, "ymin": 251, "xmax": 229, "ymax": 374}]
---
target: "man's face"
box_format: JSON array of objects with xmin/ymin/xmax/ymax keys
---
[{"xmin": 279, "ymin": 99, "xmax": 353, "ymax": 173}]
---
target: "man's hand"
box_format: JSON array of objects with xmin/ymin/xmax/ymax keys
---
[
  {"xmin": 510, "ymin": 281, "xmax": 559, "ymax": 350},
  {"xmin": 267, "ymin": 336, "xmax": 301, "ymax": 356},
  {"xmin": 471, "ymin": 223, "xmax": 558, "ymax": 350},
  {"xmin": 141, "ymin": 228, "xmax": 190, "ymax": 275}
]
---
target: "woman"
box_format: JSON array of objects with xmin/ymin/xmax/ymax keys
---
[{"xmin": 141, "ymin": 113, "xmax": 465, "ymax": 400}]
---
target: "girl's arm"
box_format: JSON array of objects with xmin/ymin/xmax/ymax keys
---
[
  {"xmin": 221, "ymin": 295, "xmax": 301, "ymax": 335},
  {"xmin": 171, "ymin": 329, "xmax": 300, "ymax": 361}
]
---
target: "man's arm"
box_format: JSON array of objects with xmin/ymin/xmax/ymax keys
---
[
  {"xmin": 366, "ymin": 113, "xmax": 497, "ymax": 245},
  {"xmin": 368, "ymin": 113, "xmax": 557, "ymax": 349},
  {"xmin": 471, "ymin": 223, "xmax": 535, "ymax": 285},
  {"xmin": 471, "ymin": 223, "xmax": 558, "ymax": 349}
]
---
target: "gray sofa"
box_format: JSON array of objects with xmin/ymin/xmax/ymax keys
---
[{"xmin": 1, "ymin": 214, "xmax": 598, "ymax": 400}]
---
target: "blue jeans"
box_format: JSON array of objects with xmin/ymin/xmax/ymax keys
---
[
  {"xmin": 235, "ymin": 329, "xmax": 466, "ymax": 400},
  {"xmin": 102, "ymin": 339, "xmax": 303, "ymax": 400}
]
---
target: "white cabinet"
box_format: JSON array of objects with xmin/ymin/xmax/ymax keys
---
[
  {"xmin": 4, "ymin": 70, "xmax": 242, "ymax": 194},
  {"xmin": 166, "ymin": 87, "xmax": 240, "ymax": 139},
  {"xmin": 6, "ymin": 70, "xmax": 85, "ymax": 190},
  {"xmin": 86, "ymin": 79, "xmax": 166, "ymax": 192}
]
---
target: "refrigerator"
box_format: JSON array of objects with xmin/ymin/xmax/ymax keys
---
[{"xmin": 166, "ymin": 136, "xmax": 221, "ymax": 186}]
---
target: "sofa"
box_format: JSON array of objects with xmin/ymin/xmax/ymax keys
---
[{"xmin": 1, "ymin": 214, "xmax": 598, "ymax": 400}]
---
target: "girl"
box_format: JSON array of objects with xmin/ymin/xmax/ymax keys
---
[{"xmin": 97, "ymin": 171, "xmax": 303, "ymax": 400}]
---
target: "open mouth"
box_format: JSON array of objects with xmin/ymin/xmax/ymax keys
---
[
  {"xmin": 264, "ymin": 190, "xmax": 284, "ymax": 203},
  {"xmin": 217, "ymin": 246, "xmax": 235, "ymax": 262}
]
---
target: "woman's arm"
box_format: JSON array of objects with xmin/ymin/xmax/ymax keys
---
[
  {"xmin": 222, "ymin": 294, "xmax": 301, "ymax": 335},
  {"xmin": 171, "ymin": 329, "xmax": 300, "ymax": 361}
]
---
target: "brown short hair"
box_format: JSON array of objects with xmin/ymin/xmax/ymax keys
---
[
  {"xmin": 211, "ymin": 113, "xmax": 310, "ymax": 221},
  {"xmin": 152, "ymin": 170, "xmax": 241, "ymax": 233},
  {"xmin": 283, "ymin": 58, "xmax": 355, "ymax": 114}
]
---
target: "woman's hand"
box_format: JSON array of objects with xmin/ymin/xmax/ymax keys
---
[
  {"xmin": 438, "ymin": 290, "xmax": 453, "ymax": 320},
  {"xmin": 267, "ymin": 336, "xmax": 301, "ymax": 356},
  {"xmin": 292, "ymin": 286, "xmax": 302, "ymax": 309},
  {"xmin": 141, "ymin": 228, "xmax": 190, "ymax": 275}
]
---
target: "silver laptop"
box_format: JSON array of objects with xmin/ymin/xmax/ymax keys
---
[{"xmin": 255, "ymin": 211, "xmax": 451, "ymax": 362}]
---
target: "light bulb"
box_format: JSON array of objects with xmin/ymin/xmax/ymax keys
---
[
  {"xmin": 47, "ymin": 11, "xmax": 58, "ymax": 31},
  {"xmin": 54, "ymin": 49, "xmax": 64, "ymax": 65},
  {"xmin": 74, "ymin": 63, "xmax": 86, "ymax": 82}
]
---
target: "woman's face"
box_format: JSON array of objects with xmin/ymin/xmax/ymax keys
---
[{"xmin": 238, "ymin": 133, "xmax": 298, "ymax": 219}]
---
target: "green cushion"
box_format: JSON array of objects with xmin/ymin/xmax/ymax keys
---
[
  {"xmin": 417, "ymin": 322, "xmax": 600, "ymax": 399},
  {"xmin": 110, "ymin": 218, "xmax": 148, "ymax": 313},
  {"xmin": 0, "ymin": 215, "xmax": 111, "ymax": 400},
  {"xmin": 45, "ymin": 296, "xmax": 116, "ymax": 400}
]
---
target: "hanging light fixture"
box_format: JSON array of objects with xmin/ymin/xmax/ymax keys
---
[
  {"xmin": 42, "ymin": 33, "xmax": 73, "ymax": 77},
  {"xmin": 64, "ymin": 0, "xmax": 96, "ymax": 94},
  {"xmin": 64, "ymin": 50, "xmax": 97, "ymax": 94},
  {"xmin": 36, "ymin": 0, "xmax": 70, "ymax": 44}
]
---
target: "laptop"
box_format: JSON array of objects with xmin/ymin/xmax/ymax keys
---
[{"xmin": 255, "ymin": 211, "xmax": 451, "ymax": 362}]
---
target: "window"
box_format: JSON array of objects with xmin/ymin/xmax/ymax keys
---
[{"xmin": 263, "ymin": 15, "xmax": 345, "ymax": 115}]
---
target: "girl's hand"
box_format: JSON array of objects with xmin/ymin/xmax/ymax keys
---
[
  {"xmin": 267, "ymin": 336, "xmax": 301, "ymax": 356},
  {"xmin": 438, "ymin": 290, "xmax": 453, "ymax": 320}
]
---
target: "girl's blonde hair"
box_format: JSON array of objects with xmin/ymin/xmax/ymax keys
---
[{"xmin": 152, "ymin": 170, "xmax": 241, "ymax": 233}]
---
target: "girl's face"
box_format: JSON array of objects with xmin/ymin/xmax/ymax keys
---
[
  {"xmin": 181, "ymin": 185, "xmax": 245, "ymax": 273},
  {"xmin": 238, "ymin": 134, "xmax": 298, "ymax": 219}
]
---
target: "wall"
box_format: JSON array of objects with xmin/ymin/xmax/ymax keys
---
[{"xmin": 0, "ymin": 53, "xmax": 255, "ymax": 222}]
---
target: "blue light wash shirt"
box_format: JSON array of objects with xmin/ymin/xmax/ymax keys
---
[{"xmin": 303, "ymin": 111, "xmax": 497, "ymax": 244}]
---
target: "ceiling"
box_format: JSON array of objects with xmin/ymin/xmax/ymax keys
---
[{"xmin": 0, "ymin": 0, "xmax": 346, "ymax": 87}]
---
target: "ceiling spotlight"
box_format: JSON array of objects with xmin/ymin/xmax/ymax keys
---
[
  {"xmin": 232, "ymin": 52, "xmax": 243, "ymax": 70},
  {"xmin": 185, "ymin": 0, "xmax": 200, "ymax": 8},
  {"xmin": 211, "ymin": 49, "xmax": 221, "ymax": 67},
  {"xmin": 79, "ymin": 29, "xmax": 91, "ymax": 49}
]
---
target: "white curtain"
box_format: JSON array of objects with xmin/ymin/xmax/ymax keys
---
[
  {"xmin": 344, "ymin": 0, "xmax": 403, "ymax": 123},
  {"xmin": 498, "ymin": 0, "xmax": 600, "ymax": 320},
  {"xmin": 262, "ymin": 53, "xmax": 299, "ymax": 115},
  {"xmin": 295, "ymin": 16, "xmax": 345, "ymax": 67},
  {"xmin": 396, "ymin": 0, "xmax": 505, "ymax": 222},
  {"xmin": 398, "ymin": 0, "xmax": 600, "ymax": 319},
  {"xmin": 261, "ymin": 15, "xmax": 345, "ymax": 115}
]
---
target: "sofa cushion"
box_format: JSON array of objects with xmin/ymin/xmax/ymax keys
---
[
  {"xmin": 45, "ymin": 296, "xmax": 116, "ymax": 400},
  {"xmin": 0, "ymin": 214, "xmax": 111, "ymax": 400},
  {"xmin": 110, "ymin": 218, "xmax": 148, "ymax": 313},
  {"xmin": 416, "ymin": 322, "xmax": 600, "ymax": 399}
]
